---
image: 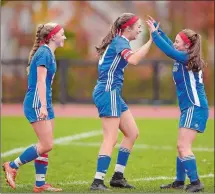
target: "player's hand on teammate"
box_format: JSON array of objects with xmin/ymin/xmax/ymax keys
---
[{"xmin": 39, "ymin": 105, "xmax": 48, "ymax": 120}]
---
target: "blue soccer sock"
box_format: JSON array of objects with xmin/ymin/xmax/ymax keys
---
[
  {"xmin": 34, "ymin": 153, "xmax": 48, "ymax": 187},
  {"xmin": 181, "ymin": 155, "xmax": 199, "ymax": 183},
  {"xmin": 94, "ymin": 155, "xmax": 111, "ymax": 180},
  {"xmin": 176, "ymin": 156, "xmax": 186, "ymax": 182},
  {"xmin": 10, "ymin": 145, "xmax": 39, "ymax": 169},
  {"xmin": 114, "ymin": 147, "xmax": 130, "ymax": 174}
]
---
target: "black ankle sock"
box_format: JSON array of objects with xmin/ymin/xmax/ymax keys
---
[
  {"xmin": 175, "ymin": 180, "xmax": 185, "ymax": 185},
  {"xmin": 113, "ymin": 172, "xmax": 123, "ymax": 178},
  {"xmin": 191, "ymin": 179, "xmax": 200, "ymax": 185},
  {"xmin": 94, "ymin": 178, "xmax": 104, "ymax": 184}
]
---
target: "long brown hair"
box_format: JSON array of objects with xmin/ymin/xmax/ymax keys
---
[
  {"xmin": 96, "ymin": 13, "xmax": 137, "ymax": 57},
  {"xmin": 182, "ymin": 29, "xmax": 206, "ymax": 72},
  {"xmin": 26, "ymin": 23, "xmax": 58, "ymax": 74}
]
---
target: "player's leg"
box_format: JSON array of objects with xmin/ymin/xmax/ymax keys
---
[
  {"xmin": 177, "ymin": 127, "xmax": 204, "ymax": 192},
  {"xmin": 33, "ymin": 108, "xmax": 62, "ymax": 193},
  {"xmin": 90, "ymin": 89, "xmax": 120, "ymax": 190},
  {"xmin": 160, "ymin": 129, "xmax": 187, "ymax": 189},
  {"xmin": 161, "ymin": 106, "xmax": 208, "ymax": 192},
  {"xmin": 2, "ymin": 119, "xmax": 53, "ymax": 190},
  {"xmin": 179, "ymin": 106, "xmax": 208, "ymax": 192},
  {"xmin": 91, "ymin": 117, "xmax": 120, "ymax": 190},
  {"xmin": 110, "ymin": 108, "xmax": 138, "ymax": 189},
  {"xmin": 34, "ymin": 108, "xmax": 54, "ymax": 188},
  {"xmin": 160, "ymin": 128, "xmax": 188, "ymax": 190},
  {"xmin": 161, "ymin": 106, "xmax": 195, "ymax": 190}
]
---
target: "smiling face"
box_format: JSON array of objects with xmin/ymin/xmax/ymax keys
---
[
  {"xmin": 128, "ymin": 19, "xmax": 142, "ymax": 40},
  {"xmin": 53, "ymin": 28, "xmax": 66, "ymax": 48},
  {"xmin": 41, "ymin": 23, "xmax": 67, "ymax": 48},
  {"xmin": 173, "ymin": 34, "xmax": 187, "ymax": 51}
]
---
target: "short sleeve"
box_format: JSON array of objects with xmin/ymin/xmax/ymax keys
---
[
  {"xmin": 35, "ymin": 48, "xmax": 50, "ymax": 69},
  {"xmin": 115, "ymin": 37, "xmax": 131, "ymax": 54},
  {"xmin": 121, "ymin": 49, "xmax": 133, "ymax": 61}
]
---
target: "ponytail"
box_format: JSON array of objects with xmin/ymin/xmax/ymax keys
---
[
  {"xmin": 96, "ymin": 18, "xmax": 120, "ymax": 57},
  {"xmin": 26, "ymin": 24, "xmax": 44, "ymax": 75},
  {"xmin": 183, "ymin": 29, "xmax": 206, "ymax": 72}
]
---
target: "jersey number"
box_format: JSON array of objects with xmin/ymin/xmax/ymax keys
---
[
  {"xmin": 199, "ymin": 70, "xmax": 203, "ymax": 84},
  {"xmin": 51, "ymin": 73, "xmax": 55, "ymax": 85},
  {"xmin": 99, "ymin": 45, "xmax": 110, "ymax": 65}
]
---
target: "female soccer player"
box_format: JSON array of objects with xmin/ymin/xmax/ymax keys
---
[
  {"xmin": 146, "ymin": 15, "xmax": 209, "ymax": 192},
  {"xmin": 2, "ymin": 22, "xmax": 66, "ymax": 193},
  {"xmin": 90, "ymin": 13, "xmax": 158, "ymax": 190}
]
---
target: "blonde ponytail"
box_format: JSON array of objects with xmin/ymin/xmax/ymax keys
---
[{"xmin": 26, "ymin": 24, "xmax": 44, "ymax": 75}]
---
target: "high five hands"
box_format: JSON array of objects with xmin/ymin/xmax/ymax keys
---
[{"xmin": 146, "ymin": 15, "xmax": 160, "ymax": 33}]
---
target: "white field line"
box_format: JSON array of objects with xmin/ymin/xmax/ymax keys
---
[
  {"xmin": 2, "ymin": 130, "xmax": 214, "ymax": 158},
  {"xmin": 131, "ymin": 173, "xmax": 214, "ymax": 182},
  {"xmin": 61, "ymin": 142, "xmax": 215, "ymax": 152},
  {"xmin": 1, "ymin": 173, "xmax": 214, "ymax": 188},
  {"xmin": 1, "ymin": 130, "xmax": 102, "ymax": 158}
]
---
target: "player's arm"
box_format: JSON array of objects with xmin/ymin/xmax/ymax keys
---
[
  {"xmin": 36, "ymin": 50, "xmax": 49, "ymax": 107},
  {"xmin": 146, "ymin": 19, "xmax": 188, "ymax": 63},
  {"xmin": 37, "ymin": 66, "xmax": 47, "ymax": 107},
  {"xmin": 152, "ymin": 31, "xmax": 188, "ymax": 63},
  {"xmin": 153, "ymin": 22, "xmax": 173, "ymax": 46},
  {"xmin": 124, "ymin": 38, "xmax": 153, "ymax": 66},
  {"xmin": 147, "ymin": 15, "xmax": 173, "ymax": 46},
  {"xmin": 121, "ymin": 49, "xmax": 134, "ymax": 62}
]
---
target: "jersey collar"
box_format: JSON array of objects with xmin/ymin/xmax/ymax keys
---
[
  {"xmin": 121, "ymin": 35, "xmax": 129, "ymax": 42},
  {"xmin": 44, "ymin": 44, "xmax": 55, "ymax": 58}
]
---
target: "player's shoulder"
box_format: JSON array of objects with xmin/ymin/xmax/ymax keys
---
[
  {"xmin": 35, "ymin": 45, "xmax": 52, "ymax": 58},
  {"xmin": 113, "ymin": 35, "xmax": 129, "ymax": 43},
  {"xmin": 112, "ymin": 36, "xmax": 130, "ymax": 50}
]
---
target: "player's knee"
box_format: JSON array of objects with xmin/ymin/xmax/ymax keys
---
[
  {"xmin": 112, "ymin": 138, "xmax": 118, "ymax": 147},
  {"xmin": 177, "ymin": 142, "xmax": 186, "ymax": 154},
  {"xmin": 128, "ymin": 130, "xmax": 139, "ymax": 142},
  {"xmin": 110, "ymin": 138, "xmax": 118, "ymax": 147},
  {"xmin": 135, "ymin": 130, "xmax": 139, "ymax": 139},
  {"xmin": 47, "ymin": 140, "xmax": 54, "ymax": 151},
  {"xmin": 46, "ymin": 142, "xmax": 53, "ymax": 152},
  {"xmin": 103, "ymin": 137, "xmax": 117, "ymax": 148},
  {"xmin": 40, "ymin": 141, "xmax": 53, "ymax": 153}
]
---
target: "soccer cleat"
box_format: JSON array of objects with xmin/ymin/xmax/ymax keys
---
[
  {"xmin": 110, "ymin": 172, "xmax": 135, "ymax": 189},
  {"xmin": 160, "ymin": 180, "xmax": 185, "ymax": 189},
  {"xmin": 2, "ymin": 162, "xmax": 17, "ymax": 189},
  {"xmin": 185, "ymin": 182, "xmax": 204, "ymax": 192},
  {"xmin": 90, "ymin": 179, "xmax": 110, "ymax": 191},
  {"xmin": 33, "ymin": 184, "xmax": 62, "ymax": 193}
]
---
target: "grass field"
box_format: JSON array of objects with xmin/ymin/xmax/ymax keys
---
[{"xmin": 1, "ymin": 117, "xmax": 214, "ymax": 193}]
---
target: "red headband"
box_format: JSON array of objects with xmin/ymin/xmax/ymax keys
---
[
  {"xmin": 46, "ymin": 25, "xmax": 62, "ymax": 40},
  {"xmin": 40, "ymin": 24, "xmax": 63, "ymax": 46},
  {"xmin": 179, "ymin": 32, "xmax": 191, "ymax": 46},
  {"xmin": 120, "ymin": 16, "xmax": 139, "ymax": 29}
]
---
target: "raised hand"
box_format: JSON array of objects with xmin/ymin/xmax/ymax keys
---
[
  {"xmin": 146, "ymin": 19, "xmax": 160, "ymax": 33},
  {"xmin": 147, "ymin": 15, "xmax": 156, "ymax": 23},
  {"xmin": 147, "ymin": 15, "xmax": 161, "ymax": 34},
  {"xmin": 155, "ymin": 22, "xmax": 160, "ymax": 31}
]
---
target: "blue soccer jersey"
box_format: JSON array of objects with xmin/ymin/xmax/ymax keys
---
[
  {"xmin": 95, "ymin": 35, "xmax": 133, "ymax": 92},
  {"xmin": 24, "ymin": 45, "xmax": 56, "ymax": 109},
  {"xmin": 152, "ymin": 31, "xmax": 208, "ymax": 111}
]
